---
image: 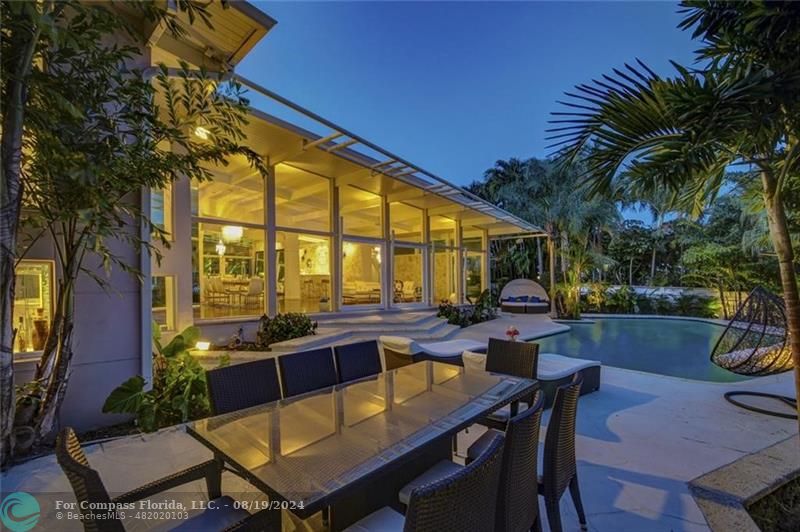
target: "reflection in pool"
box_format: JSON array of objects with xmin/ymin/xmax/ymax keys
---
[{"xmin": 534, "ymin": 317, "xmax": 748, "ymax": 382}]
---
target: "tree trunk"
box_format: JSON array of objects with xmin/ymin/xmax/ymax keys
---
[
  {"xmin": 536, "ymin": 238, "xmax": 543, "ymax": 279},
  {"xmin": 0, "ymin": 17, "xmax": 42, "ymax": 466},
  {"xmin": 650, "ymin": 246, "xmax": 657, "ymax": 285},
  {"xmin": 548, "ymin": 236, "xmax": 557, "ymax": 319},
  {"xmin": 628, "ymin": 257, "xmax": 634, "ymax": 286},
  {"xmin": 761, "ymin": 169, "xmax": 800, "ymax": 427}
]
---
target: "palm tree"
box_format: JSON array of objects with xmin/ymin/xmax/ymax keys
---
[{"xmin": 549, "ymin": 1, "xmax": 800, "ymax": 423}]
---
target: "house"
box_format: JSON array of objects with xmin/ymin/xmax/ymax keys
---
[{"xmin": 12, "ymin": 1, "xmax": 542, "ymax": 430}]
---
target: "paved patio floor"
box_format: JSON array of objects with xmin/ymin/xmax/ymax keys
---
[{"xmin": 3, "ymin": 362, "xmax": 795, "ymax": 531}]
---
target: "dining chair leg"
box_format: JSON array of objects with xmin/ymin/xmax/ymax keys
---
[
  {"xmin": 531, "ymin": 512, "xmax": 543, "ymax": 532},
  {"xmin": 206, "ymin": 456, "xmax": 224, "ymax": 499},
  {"xmin": 544, "ymin": 495, "xmax": 562, "ymax": 532},
  {"xmin": 569, "ymin": 475, "xmax": 588, "ymax": 530}
]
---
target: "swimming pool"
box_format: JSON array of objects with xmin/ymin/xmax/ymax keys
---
[{"xmin": 534, "ymin": 317, "xmax": 747, "ymax": 382}]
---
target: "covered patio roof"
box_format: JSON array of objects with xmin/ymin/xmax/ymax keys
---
[{"xmin": 225, "ymin": 74, "xmax": 546, "ymax": 238}]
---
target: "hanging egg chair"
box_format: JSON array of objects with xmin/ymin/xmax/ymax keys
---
[{"xmin": 710, "ymin": 286, "xmax": 796, "ymax": 419}]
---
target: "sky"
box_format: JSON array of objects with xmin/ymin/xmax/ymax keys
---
[{"xmin": 237, "ymin": 1, "xmax": 699, "ymax": 220}]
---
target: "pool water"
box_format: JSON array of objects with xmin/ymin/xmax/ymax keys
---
[{"xmin": 534, "ymin": 317, "xmax": 748, "ymax": 382}]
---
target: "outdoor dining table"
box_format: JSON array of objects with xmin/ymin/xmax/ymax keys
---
[{"xmin": 187, "ymin": 360, "xmax": 538, "ymax": 530}]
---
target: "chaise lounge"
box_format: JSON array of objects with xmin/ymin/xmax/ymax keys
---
[
  {"xmin": 378, "ymin": 335, "xmax": 486, "ymax": 370},
  {"xmin": 499, "ymin": 279, "xmax": 551, "ymax": 314},
  {"xmin": 463, "ymin": 349, "xmax": 601, "ymax": 407}
]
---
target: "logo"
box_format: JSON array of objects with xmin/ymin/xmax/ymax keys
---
[{"xmin": 0, "ymin": 492, "xmax": 40, "ymax": 532}]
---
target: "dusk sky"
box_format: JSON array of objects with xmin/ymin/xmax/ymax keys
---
[{"xmin": 238, "ymin": 1, "xmax": 697, "ymax": 197}]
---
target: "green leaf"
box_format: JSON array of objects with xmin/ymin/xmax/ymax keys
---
[{"xmin": 102, "ymin": 376, "xmax": 148, "ymax": 414}]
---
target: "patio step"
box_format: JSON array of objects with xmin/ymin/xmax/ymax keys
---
[{"xmin": 269, "ymin": 314, "xmax": 460, "ymax": 353}]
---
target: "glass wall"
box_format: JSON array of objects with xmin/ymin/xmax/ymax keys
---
[
  {"xmin": 275, "ymin": 165, "xmax": 330, "ymax": 232},
  {"xmin": 342, "ymin": 241, "xmax": 383, "ymax": 306},
  {"xmin": 193, "ymin": 223, "xmax": 265, "ymax": 319},
  {"xmin": 152, "ymin": 275, "xmax": 176, "ymax": 331},
  {"xmin": 390, "ymin": 202, "xmax": 423, "ymax": 243},
  {"xmin": 433, "ymin": 247, "xmax": 457, "ymax": 304},
  {"xmin": 341, "ymin": 186, "xmax": 382, "ymax": 238},
  {"xmin": 13, "ymin": 260, "xmax": 53, "ymax": 353},
  {"xmin": 277, "ymin": 232, "xmax": 331, "ymax": 313},
  {"xmin": 393, "ymin": 246, "xmax": 424, "ymax": 304},
  {"xmin": 430, "ymin": 215, "xmax": 456, "ymax": 247},
  {"xmin": 193, "ymin": 175, "xmax": 264, "ymax": 224}
]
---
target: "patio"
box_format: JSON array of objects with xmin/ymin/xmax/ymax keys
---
[{"xmin": 3, "ymin": 358, "xmax": 794, "ymax": 531}]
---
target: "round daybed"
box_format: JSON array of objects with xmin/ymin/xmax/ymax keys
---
[{"xmin": 499, "ymin": 279, "xmax": 551, "ymax": 314}]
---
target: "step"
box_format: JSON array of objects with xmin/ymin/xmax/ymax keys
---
[{"xmin": 269, "ymin": 321, "xmax": 462, "ymax": 353}]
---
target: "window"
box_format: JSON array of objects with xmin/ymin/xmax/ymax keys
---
[
  {"xmin": 193, "ymin": 173, "xmax": 264, "ymax": 225},
  {"xmin": 462, "ymin": 226, "xmax": 485, "ymax": 252},
  {"xmin": 393, "ymin": 246, "xmax": 424, "ymax": 304},
  {"xmin": 193, "ymin": 223, "xmax": 265, "ymax": 319},
  {"xmin": 150, "ymin": 185, "xmax": 173, "ymax": 238},
  {"xmin": 430, "ymin": 215, "xmax": 456, "ymax": 247},
  {"xmin": 13, "ymin": 260, "xmax": 54, "ymax": 353},
  {"xmin": 275, "ymin": 165, "xmax": 330, "ymax": 232},
  {"xmin": 340, "ymin": 186, "xmax": 382, "ymax": 238},
  {"xmin": 390, "ymin": 202, "xmax": 423, "ymax": 243},
  {"xmin": 277, "ymin": 232, "xmax": 331, "ymax": 314},
  {"xmin": 343, "ymin": 241, "xmax": 383, "ymax": 306},
  {"xmin": 152, "ymin": 275, "xmax": 176, "ymax": 331}
]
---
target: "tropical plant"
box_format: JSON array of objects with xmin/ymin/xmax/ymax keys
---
[
  {"xmin": 549, "ymin": 1, "xmax": 800, "ymax": 423},
  {"xmin": 1, "ymin": 0, "xmax": 267, "ymax": 460},
  {"xmin": 102, "ymin": 325, "xmax": 222, "ymax": 433},
  {"xmin": 437, "ymin": 289, "xmax": 497, "ymax": 328},
  {"xmin": 256, "ymin": 313, "xmax": 318, "ymax": 348}
]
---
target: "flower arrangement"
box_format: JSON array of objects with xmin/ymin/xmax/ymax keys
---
[{"xmin": 506, "ymin": 325, "xmax": 520, "ymax": 341}]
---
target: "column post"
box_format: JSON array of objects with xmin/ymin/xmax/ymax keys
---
[{"xmin": 265, "ymin": 164, "xmax": 277, "ymax": 316}]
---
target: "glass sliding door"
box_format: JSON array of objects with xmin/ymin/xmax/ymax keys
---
[
  {"xmin": 392, "ymin": 246, "xmax": 424, "ymax": 305},
  {"xmin": 342, "ymin": 241, "xmax": 383, "ymax": 306}
]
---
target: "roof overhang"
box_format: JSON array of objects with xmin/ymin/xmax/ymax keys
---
[{"xmin": 121, "ymin": 1, "xmax": 276, "ymax": 69}]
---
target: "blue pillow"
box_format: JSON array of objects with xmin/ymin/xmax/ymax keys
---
[
  {"xmin": 530, "ymin": 296, "xmax": 541, "ymax": 303},
  {"xmin": 514, "ymin": 296, "xmax": 529, "ymax": 302}
]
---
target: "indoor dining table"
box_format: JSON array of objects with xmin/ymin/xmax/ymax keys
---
[{"xmin": 187, "ymin": 360, "xmax": 538, "ymax": 530}]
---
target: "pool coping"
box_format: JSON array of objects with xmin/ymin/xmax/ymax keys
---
[{"xmin": 689, "ymin": 434, "xmax": 800, "ymax": 531}]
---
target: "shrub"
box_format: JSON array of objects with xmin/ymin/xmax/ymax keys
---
[
  {"xmin": 606, "ymin": 285, "xmax": 636, "ymax": 313},
  {"xmin": 437, "ymin": 289, "xmax": 497, "ymax": 328},
  {"xmin": 257, "ymin": 313, "xmax": 318, "ymax": 347}
]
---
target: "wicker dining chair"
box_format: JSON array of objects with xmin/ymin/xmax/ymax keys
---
[
  {"xmin": 539, "ymin": 373, "xmax": 587, "ymax": 532},
  {"xmin": 206, "ymin": 358, "xmax": 282, "ymax": 415},
  {"xmin": 278, "ymin": 347, "xmax": 338, "ymax": 398},
  {"xmin": 481, "ymin": 338, "xmax": 539, "ymax": 429},
  {"xmin": 56, "ymin": 428, "xmax": 278, "ymax": 532},
  {"xmin": 345, "ymin": 432, "xmax": 506, "ymax": 532},
  {"xmin": 405, "ymin": 392, "xmax": 546, "ymax": 532},
  {"xmin": 334, "ymin": 340, "xmax": 383, "ymax": 382}
]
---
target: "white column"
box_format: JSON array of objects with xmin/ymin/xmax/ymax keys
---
[
  {"xmin": 423, "ymin": 210, "xmax": 432, "ymax": 306},
  {"xmin": 266, "ymin": 165, "xmax": 277, "ymax": 315},
  {"xmin": 332, "ymin": 184, "xmax": 341, "ymax": 311},
  {"xmin": 455, "ymin": 219, "xmax": 463, "ymax": 304},
  {"xmin": 382, "ymin": 197, "xmax": 391, "ymax": 309}
]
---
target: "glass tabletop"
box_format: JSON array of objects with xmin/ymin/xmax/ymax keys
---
[{"xmin": 187, "ymin": 361, "xmax": 536, "ymax": 514}]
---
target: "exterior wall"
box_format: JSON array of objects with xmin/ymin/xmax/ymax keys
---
[{"xmin": 13, "ymin": 202, "xmax": 144, "ymax": 431}]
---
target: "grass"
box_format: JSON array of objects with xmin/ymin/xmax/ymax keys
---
[{"xmin": 748, "ymin": 476, "xmax": 800, "ymax": 532}]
